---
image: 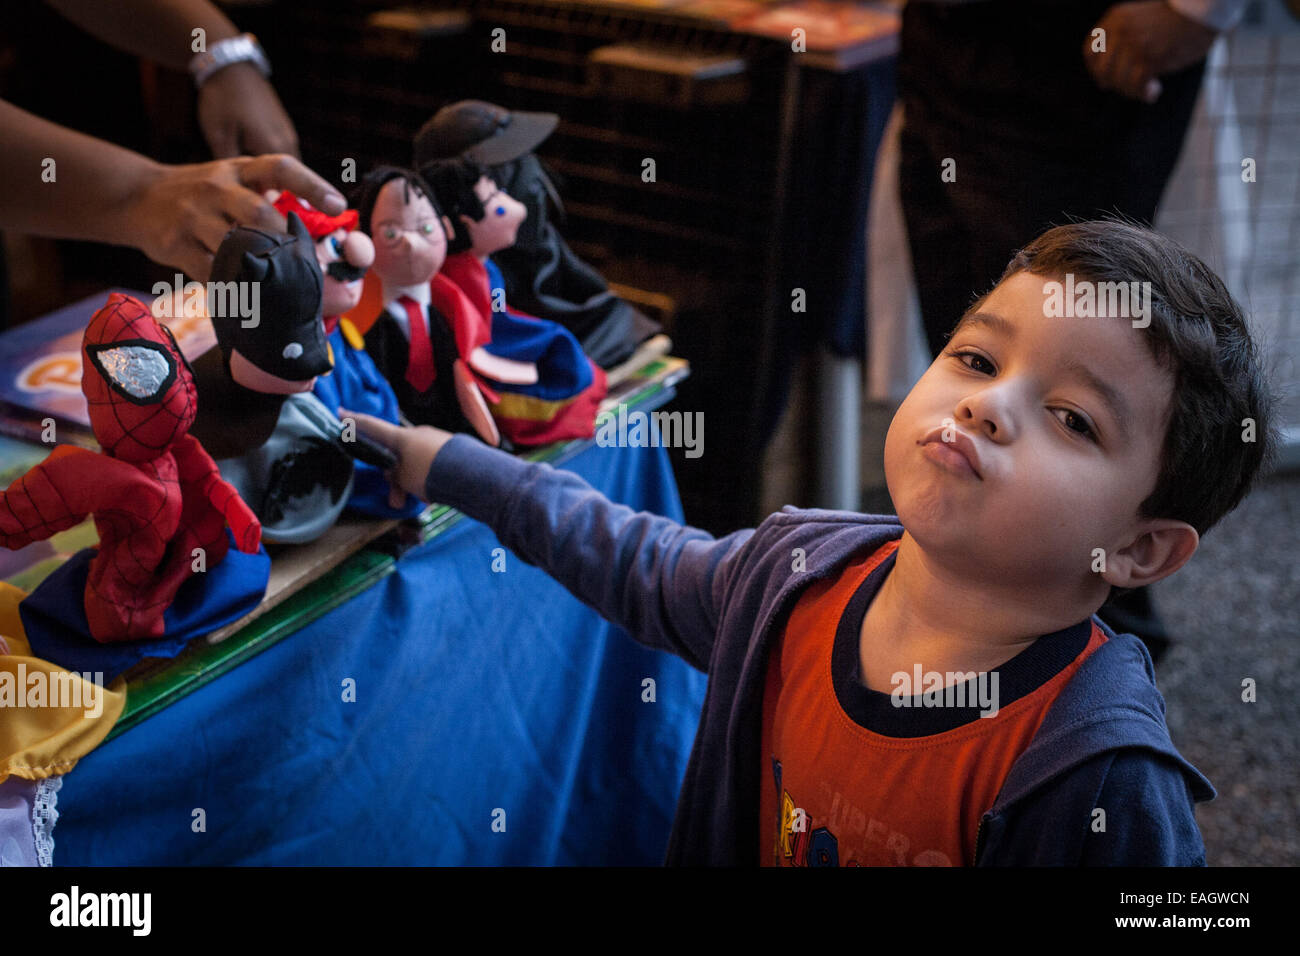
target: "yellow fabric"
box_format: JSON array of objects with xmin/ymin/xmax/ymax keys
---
[
  {"xmin": 345, "ymin": 271, "xmax": 384, "ymax": 335},
  {"xmin": 339, "ymin": 317, "xmax": 366, "ymax": 351},
  {"xmin": 490, "ymin": 390, "xmax": 574, "ymax": 423},
  {"xmin": 0, "ymin": 582, "xmax": 126, "ymax": 782}
]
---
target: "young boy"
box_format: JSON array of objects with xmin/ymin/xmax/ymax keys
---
[{"xmin": 349, "ymin": 221, "xmax": 1276, "ymax": 866}]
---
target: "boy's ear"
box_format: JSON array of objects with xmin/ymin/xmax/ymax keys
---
[{"xmin": 1101, "ymin": 519, "xmax": 1199, "ymax": 589}]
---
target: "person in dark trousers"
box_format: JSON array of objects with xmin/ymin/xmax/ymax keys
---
[{"xmin": 897, "ymin": 0, "xmax": 1241, "ymax": 661}]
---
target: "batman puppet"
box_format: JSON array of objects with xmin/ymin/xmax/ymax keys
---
[
  {"xmin": 188, "ymin": 212, "xmax": 332, "ymax": 458},
  {"xmin": 189, "ymin": 213, "xmax": 396, "ymax": 544}
]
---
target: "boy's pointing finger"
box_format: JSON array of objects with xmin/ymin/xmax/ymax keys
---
[
  {"xmin": 342, "ymin": 411, "xmax": 401, "ymax": 449},
  {"xmin": 340, "ymin": 412, "xmax": 454, "ymax": 502}
]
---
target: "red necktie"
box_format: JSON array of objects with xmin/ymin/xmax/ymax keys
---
[{"xmin": 400, "ymin": 295, "xmax": 435, "ymax": 392}]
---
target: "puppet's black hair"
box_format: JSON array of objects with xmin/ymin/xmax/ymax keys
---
[
  {"xmin": 421, "ymin": 159, "xmax": 492, "ymax": 255},
  {"xmin": 351, "ymin": 166, "xmax": 442, "ymax": 237}
]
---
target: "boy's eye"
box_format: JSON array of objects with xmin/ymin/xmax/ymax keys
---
[
  {"xmin": 383, "ymin": 226, "xmax": 399, "ymax": 241},
  {"xmin": 420, "ymin": 222, "xmax": 435, "ymax": 235},
  {"xmin": 1054, "ymin": 408, "xmax": 1097, "ymax": 441},
  {"xmin": 950, "ymin": 349, "xmax": 995, "ymax": 375}
]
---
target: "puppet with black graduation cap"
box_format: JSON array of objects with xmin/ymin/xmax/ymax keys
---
[{"xmin": 413, "ymin": 100, "xmax": 661, "ymax": 369}]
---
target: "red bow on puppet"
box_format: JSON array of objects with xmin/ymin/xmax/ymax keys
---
[
  {"xmin": 0, "ymin": 293, "xmax": 261, "ymax": 642},
  {"xmin": 272, "ymin": 189, "xmax": 358, "ymax": 238}
]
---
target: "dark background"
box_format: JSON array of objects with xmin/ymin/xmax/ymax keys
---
[{"xmin": 0, "ymin": 0, "xmax": 892, "ymax": 534}]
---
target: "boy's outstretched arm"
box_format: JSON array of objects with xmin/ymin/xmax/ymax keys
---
[{"xmin": 347, "ymin": 413, "xmax": 754, "ymax": 672}]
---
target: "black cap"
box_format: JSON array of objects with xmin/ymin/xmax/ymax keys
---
[{"xmin": 413, "ymin": 100, "xmax": 558, "ymax": 168}]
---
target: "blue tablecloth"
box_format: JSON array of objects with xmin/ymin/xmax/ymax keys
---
[{"xmin": 52, "ymin": 440, "xmax": 708, "ymax": 865}]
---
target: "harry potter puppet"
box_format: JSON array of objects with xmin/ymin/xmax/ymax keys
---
[{"xmin": 351, "ymin": 166, "xmax": 512, "ymax": 446}]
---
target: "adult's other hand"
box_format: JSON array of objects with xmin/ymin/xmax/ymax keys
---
[
  {"xmin": 197, "ymin": 63, "xmax": 300, "ymax": 159},
  {"xmin": 1083, "ymin": 1, "xmax": 1217, "ymax": 103}
]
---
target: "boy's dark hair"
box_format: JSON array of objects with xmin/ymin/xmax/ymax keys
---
[
  {"xmin": 351, "ymin": 166, "xmax": 442, "ymax": 237},
  {"xmin": 420, "ymin": 159, "xmax": 491, "ymax": 255},
  {"xmin": 976, "ymin": 220, "xmax": 1278, "ymax": 537}
]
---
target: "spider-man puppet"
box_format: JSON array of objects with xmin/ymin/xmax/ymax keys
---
[{"xmin": 0, "ymin": 293, "xmax": 262, "ymax": 643}]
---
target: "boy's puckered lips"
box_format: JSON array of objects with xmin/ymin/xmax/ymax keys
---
[{"xmin": 919, "ymin": 426, "xmax": 983, "ymax": 479}]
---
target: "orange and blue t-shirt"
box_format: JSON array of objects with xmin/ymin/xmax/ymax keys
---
[{"xmin": 760, "ymin": 539, "xmax": 1108, "ymax": 866}]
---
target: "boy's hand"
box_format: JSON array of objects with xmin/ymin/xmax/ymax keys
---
[
  {"xmin": 342, "ymin": 411, "xmax": 454, "ymax": 509},
  {"xmin": 1083, "ymin": 1, "xmax": 1217, "ymax": 103}
]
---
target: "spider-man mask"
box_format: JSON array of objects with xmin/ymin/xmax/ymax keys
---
[{"xmin": 82, "ymin": 292, "xmax": 198, "ymax": 462}]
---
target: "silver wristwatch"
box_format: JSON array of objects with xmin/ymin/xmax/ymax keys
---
[{"xmin": 189, "ymin": 33, "xmax": 271, "ymax": 89}]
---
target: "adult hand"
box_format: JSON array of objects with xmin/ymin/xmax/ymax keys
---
[
  {"xmin": 197, "ymin": 63, "xmax": 300, "ymax": 159},
  {"xmin": 342, "ymin": 411, "xmax": 454, "ymax": 508},
  {"xmin": 122, "ymin": 153, "xmax": 346, "ymax": 281},
  {"xmin": 1083, "ymin": 1, "xmax": 1217, "ymax": 103}
]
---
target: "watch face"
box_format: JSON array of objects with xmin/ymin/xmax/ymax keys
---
[{"xmin": 191, "ymin": 34, "xmax": 269, "ymax": 83}]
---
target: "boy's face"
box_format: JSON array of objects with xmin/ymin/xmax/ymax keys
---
[{"xmin": 884, "ymin": 269, "xmax": 1177, "ymax": 589}]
